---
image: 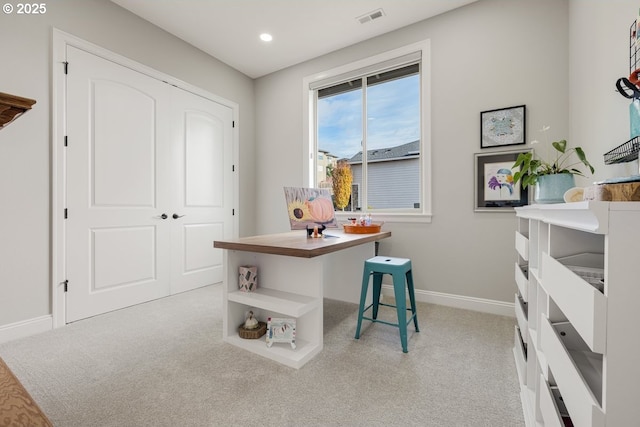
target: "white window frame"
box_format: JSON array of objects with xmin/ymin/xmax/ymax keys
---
[{"xmin": 302, "ymin": 40, "xmax": 432, "ymax": 223}]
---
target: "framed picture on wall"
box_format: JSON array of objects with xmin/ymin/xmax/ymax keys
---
[
  {"xmin": 480, "ymin": 105, "xmax": 526, "ymax": 148},
  {"xmin": 474, "ymin": 150, "xmax": 530, "ymax": 212}
]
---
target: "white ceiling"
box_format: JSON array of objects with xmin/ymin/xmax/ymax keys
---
[{"xmin": 110, "ymin": 0, "xmax": 478, "ymax": 79}]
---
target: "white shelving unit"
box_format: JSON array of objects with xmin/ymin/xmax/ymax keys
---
[
  {"xmin": 514, "ymin": 201, "xmax": 640, "ymax": 426},
  {"xmin": 215, "ymin": 230, "xmax": 389, "ymax": 369},
  {"xmin": 222, "ymin": 251, "xmax": 325, "ymax": 369}
]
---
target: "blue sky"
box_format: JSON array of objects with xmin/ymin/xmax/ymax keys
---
[{"xmin": 317, "ymin": 75, "xmax": 420, "ymax": 159}]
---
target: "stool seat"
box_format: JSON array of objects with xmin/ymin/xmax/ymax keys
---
[
  {"xmin": 365, "ymin": 256, "xmax": 411, "ymax": 271},
  {"xmin": 355, "ymin": 256, "xmax": 419, "ymax": 353}
]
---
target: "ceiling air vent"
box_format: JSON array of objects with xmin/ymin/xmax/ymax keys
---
[{"xmin": 357, "ymin": 8, "xmax": 385, "ymax": 24}]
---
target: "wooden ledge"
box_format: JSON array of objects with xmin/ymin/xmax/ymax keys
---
[{"xmin": 0, "ymin": 92, "xmax": 37, "ymax": 129}]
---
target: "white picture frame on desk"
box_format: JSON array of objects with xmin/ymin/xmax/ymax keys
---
[{"xmin": 266, "ymin": 317, "xmax": 296, "ymax": 350}]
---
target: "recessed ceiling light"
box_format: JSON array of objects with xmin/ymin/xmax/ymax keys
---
[{"xmin": 260, "ymin": 33, "xmax": 273, "ymax": 42}]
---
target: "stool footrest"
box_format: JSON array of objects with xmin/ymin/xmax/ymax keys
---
[
  {"xmin": 361, "ymin": 316, "xmax": 400, "ymax": 328},
  {"xmin": 361, "ymin": 305, "xmax": 418, "ymax": 328},
  {"xmin": 362, "ymin": 302, "xmax": 414, "ymax": 314},
  {"xmin": 377, "ymin": 301, "xmax": 413, "ymax": 311}
]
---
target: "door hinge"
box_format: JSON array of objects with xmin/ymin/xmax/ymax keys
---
[
  {"xmin": 63, "ymin": 61, "xmax": 69, "ymax": 74},
  {"xmin": 64, "ymin": 136, "xmax": 68, "ymax": 147},
  {"xmin": 232, "ymin": 121, "xmax": 235, "ymax": 128},
  {"xmin": 64, "ymin": 208, "xmax": 68, "ymax": 219},
  {"xmin": 232, "ymin": 208, "xmax": 235, "ymax": 216},
  {"xmin": 232, "ymin": 164, "xmax": 235, "ymax": 172},
  {"xmin": 63, "ymin": 280, "xmax": 68, "ymax": 292}
]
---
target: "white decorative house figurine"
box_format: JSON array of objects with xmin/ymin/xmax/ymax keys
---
[{"xmin": 244, "ymin": 311, "xmax": 259, "ymax": 330}]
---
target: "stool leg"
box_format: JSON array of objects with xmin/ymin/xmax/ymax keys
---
[
  {"xmin": 355, "ymin": 267, "xmax": 370, "ymax": 339},
  {"xmin": 392, "ymin": 273, "xmax": 409, "ymax": 353},
  {"xmin": 406, "ymin": 270, "xmax": 419, "ymax": 332},
  {"xmin": 372, "ymin": 272, "xmax": 383, "ymax": 319}
]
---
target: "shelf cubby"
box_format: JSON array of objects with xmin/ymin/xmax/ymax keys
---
[{"xmin": 541, "ymin": 253, "xmax": 606, "ymax": 353}]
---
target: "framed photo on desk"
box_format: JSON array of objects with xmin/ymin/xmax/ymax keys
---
[
  {"xmin": 266, "ymin": 317, "xmax": 296, "ymax": 350},
  {"xmin": 283, "ymin": 187, "xmax": 338, "ymax": 230}
]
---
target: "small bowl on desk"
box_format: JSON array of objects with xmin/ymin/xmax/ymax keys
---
[{"xmin": 343, "ymin": 223, "xmax": 383, "ymax": 234}]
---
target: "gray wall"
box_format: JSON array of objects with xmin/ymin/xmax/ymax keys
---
[
  {"xmin": 253, "ymin": 0, "xmax": 639, "ymax": 305},
  {"xmin": 254, "ymin": 0, "xmax": 571, "ymax": 303},
  {"xmin": 569, "ymin": 1, "xmax": 640, "ymax": 184},
  {"xmin": 0, "ymin": 0, "xmax": 256, "ymax": 327}
]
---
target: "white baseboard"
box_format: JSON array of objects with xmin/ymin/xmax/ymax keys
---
[
  {"xmin": 0, "ymin": 315, "xmax": 53, "ymax": 344},
  {"xmin": 381, "ymin": 285, "xmax": 515, "ymax": 318}
]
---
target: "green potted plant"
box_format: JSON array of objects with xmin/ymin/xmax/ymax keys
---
[{"xmin": 512, "ymin": 126, "xmax": 595, "ymax": 203}]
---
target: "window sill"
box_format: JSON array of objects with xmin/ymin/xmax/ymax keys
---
[{"xmin": 334, "ymin": 211, "xmax": 432, "ymax": 224}]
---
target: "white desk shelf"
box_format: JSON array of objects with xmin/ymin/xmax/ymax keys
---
[
  {"xmin": 514, "ymin": 202, "xmax": 640, "ymax": 426},
  {"xmin": 228, "ymin": 288, "xmax": 320, "ymax": 318}
]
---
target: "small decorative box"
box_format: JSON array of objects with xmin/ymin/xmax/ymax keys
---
[{"xmin": 238, "ymin": 266, "xmax": 258, "ymax": 292}]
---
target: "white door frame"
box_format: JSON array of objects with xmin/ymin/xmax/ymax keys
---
[{"xmin": 52, "ymin": 29, "xmax": 240, "ymax": 328}]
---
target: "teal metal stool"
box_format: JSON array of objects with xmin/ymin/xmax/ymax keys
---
[{"xmin": 354, "ymin": 256, "xmax": 419, "ymax": 353}]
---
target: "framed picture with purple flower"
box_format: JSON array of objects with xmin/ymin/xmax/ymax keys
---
[{"xmin": 474, "ymin": 150, "xmax": 531, "ymax": 212}]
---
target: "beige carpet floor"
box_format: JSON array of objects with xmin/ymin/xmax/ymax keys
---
[{"xmin": 0, "ymin": 284, "xmax": 525, "ymax": 426}]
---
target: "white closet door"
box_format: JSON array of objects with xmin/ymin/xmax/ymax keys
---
[
  {"xmin": 169, "ymin": 88, "xmax": 233, "ymax": 294},
  {"xmin": 64, "ymin": 46, "xmax": 234, "ymax": 322},
  {"xmin": 65, "ymin": 46, "xmax": 173, "ymax": 322}
]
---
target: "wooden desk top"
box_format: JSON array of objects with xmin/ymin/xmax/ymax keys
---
[{"xmin": 214, "ymin": 229, "xmax": 391, "ymax": 258}]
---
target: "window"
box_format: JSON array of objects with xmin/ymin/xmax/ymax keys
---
[{"xmin": 304, "ymin": 41, "xmax": 431, "ymax": 221}]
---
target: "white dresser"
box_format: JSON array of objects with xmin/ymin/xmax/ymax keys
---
[{"xmin": 514, "ymin": 201, "xmax": 640, "ymax": 426}]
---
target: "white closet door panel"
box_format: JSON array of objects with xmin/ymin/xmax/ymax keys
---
[
  {"xmin": 92, "ymin": 227, "xmax": 157, "ymax": 290},
  {"xmin": 92, "ymin": 81, "xmax": 156, "ymax": 207},
  {"xmin": 170, "ymin": 87, "xmax": 232, "ymax": 294},
  {"xmin": 185, "ymin": 112, "xmax": 224, "ymax": 207},
  {"xmin": 184, "ymin": 223, "xmax": 223, "ymax": 272},
  {"xmin": 65, "ymin": 46, "xmax": 172, "ymax": 323}
]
